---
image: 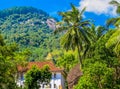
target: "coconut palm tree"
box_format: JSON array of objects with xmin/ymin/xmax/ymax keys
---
[
  {"xmin": 106, "ymin": 0, "xmax": 120, "ymax": 57},
  {"xmin": 86, "ymin": 24, "xmax": 106, "ymax": 41},
  {"xmin": 106, "ymin": 0, "xmax": 120, "ymax": 27},
  {"xmin": 84, "ymin": 24, "xmax": 107, "ymax": 58},
  {"xmin": 55, "ymin": 4, "xmax": 91, "ymax": 67}
]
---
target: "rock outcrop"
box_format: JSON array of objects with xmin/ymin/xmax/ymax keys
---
[{"xmin": 46, "ymin": 18, "xmax": 56, "ymax": 30}]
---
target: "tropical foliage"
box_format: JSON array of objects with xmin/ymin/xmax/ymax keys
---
[
  {"xmin": 75, "ymin": 30, "xmax": 120, "ymax": 89},
  {"xmin": 0, "ymin": 1, "xmax": 120, "ymax": 89},
  {"xmin": 106, "ymin": 0, "xmax": 120, "ymax": 57},
  {"xmin": 0, "ymin": 34, "xmax": 28, "ymax": 89},
  {"xmin": 55, "ymin": 4, "xmax": 91, "ymax": 67},
  {"xmin": 55, "ymin": 2, "xmax": 120, "ymax": 89},
  {"xmin": 25, "ymin": 65, "xmax": 52, "ymax": 89},
  {"xmin": 56, "ymin": 50, "xmax": 78, "ymax": 73}
]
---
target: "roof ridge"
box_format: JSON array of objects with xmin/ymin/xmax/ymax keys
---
[{"xmin": 17, "ymin": 61, "xmax": 63, "ymax": 72}]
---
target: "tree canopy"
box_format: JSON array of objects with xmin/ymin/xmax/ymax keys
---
[{"xmin": 25, "ymin": 65, "xmax": 52, "ymax": 89}]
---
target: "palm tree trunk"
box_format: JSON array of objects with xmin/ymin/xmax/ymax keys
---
[{"xmin": 77, "ymin": 45, "xmax": 82, "ymax": 68}]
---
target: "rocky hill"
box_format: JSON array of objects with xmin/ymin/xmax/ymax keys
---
[{"xmin": 0, "ymin": 7, "xmax": 60, "ymax": 61}]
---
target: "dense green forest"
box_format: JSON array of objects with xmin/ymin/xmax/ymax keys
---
[
  {"xmin": 0, "ymin": 0, "xmax": 120, "ymax": 89},
  {"xmin": 0, "ymin": 7, "xmax": 60, "ymax": 61}
]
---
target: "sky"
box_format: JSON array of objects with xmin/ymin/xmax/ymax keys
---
[{"xmin": 0, "ymin": 0, "xmax": 119, "ymax": 26}]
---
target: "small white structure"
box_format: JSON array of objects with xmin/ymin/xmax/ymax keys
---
[{"xmin": 17, "ymin": 61, "xmax": 65, "ymax": 89}]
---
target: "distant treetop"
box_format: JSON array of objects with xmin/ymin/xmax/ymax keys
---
[{"xmin": 0, "ymin": 6, "xmax": 49, "ymax": 18}]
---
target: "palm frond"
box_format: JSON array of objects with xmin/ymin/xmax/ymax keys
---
[
  {"xmin": 71, "ymin": 3, "xmax": 77, "ymax": 12},
  {"xmin": 96, "ymin": 26, "xmax": 106, "ymax": 37},
  {"xmin": 60, "ymin": 29, "xmax": 72, "ymax": 51},
  {"xmin": 54, "ymin": 20, "xmax": 73, "ymax": 34},
  {"xmin": 106, "ymin": 18, "xmax": 118, "ymax": 27},
  {"xmin": 54, "ymin": 26, "xmax": 68, "ymax": 34},
  {"xmin": 106, "ymin": 29, "xmax": 120, "ymax": 55},
  {"xmin": 79, "ymin": 7, "xmax": 86, "ymax": 16},
  {"xmin": 109, "ymin": 0, "xmax": 120, "ymax": 6},
  {"xmin": 116, "ymin": 6, "xmax": 120, "ymax": 14},
  {"xmin": 114, "ymin": 17, "xmax": 120, "ymax": 27},
  {"xmin": 109, "ymin": 0, "xmax": 120, "ymax": 14},
  {"xmin": 79, "ymin": 28, "xmax": 90, "ymax": 44},
  {"xmin": 79, "ymin": 20, "xmax": 91, "ymax": 27},
  {"xmin": 106, "ymin": 29, "xmax": 120, "ymax": 46}
]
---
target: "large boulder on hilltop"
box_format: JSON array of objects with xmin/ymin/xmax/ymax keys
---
[{"xmin": 46, "ymin": 18, "xmax": 56, "ymax": 30}]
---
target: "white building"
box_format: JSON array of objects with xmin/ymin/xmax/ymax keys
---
[{"xmin": 17, "ymin": 61, "xmax": 65, "ymax": 89}]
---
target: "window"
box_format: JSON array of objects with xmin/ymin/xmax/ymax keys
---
[
  {"xmin": 49, "ymin": 84, "xmax": 51, "ymax": 88},
  {"xmin": 42, "ymin": 84, "xmax": 44, "ymax": 88},
  {"xmin": 54, "ymin": 84, "xmax": 56, "ymax": 88},
  {"xmin": 20, "ymin": 74, "xmax": 24, "ymax": 80},
  {"xmin": 54, "ymin": 73, "xmax": 56, "ymax": 78}
]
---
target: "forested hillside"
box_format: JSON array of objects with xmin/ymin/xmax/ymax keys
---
[
  {"xmin": 0, "ymin": 1, "xmax": 120, "ymax": 89},
  {"xmin": 0, "ymin": 7, "xmax": 60, "ymax": 61}
]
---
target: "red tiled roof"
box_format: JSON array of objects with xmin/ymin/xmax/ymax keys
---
[{"xmin": 17, "ymin": 61, "xmax": 63, "ymax": 72}]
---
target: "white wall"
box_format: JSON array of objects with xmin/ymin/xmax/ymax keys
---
[{"xmin": 17, "ymin": 72, "xmax": 65, "ymax": 89}]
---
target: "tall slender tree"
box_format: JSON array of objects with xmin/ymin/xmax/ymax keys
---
[{"xmin": 55, "ymin": 4, "xmax": 91, "ymax": 68}]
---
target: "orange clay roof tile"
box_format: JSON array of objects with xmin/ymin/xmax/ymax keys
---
[{"xmin": 17, "ymin": 61, "xmax": 63, "ymax": 72}]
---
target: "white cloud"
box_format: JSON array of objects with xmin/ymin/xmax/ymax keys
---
[{"xmin": 78, "ymin": 0, "xmax": 120, "ymax": 16}]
